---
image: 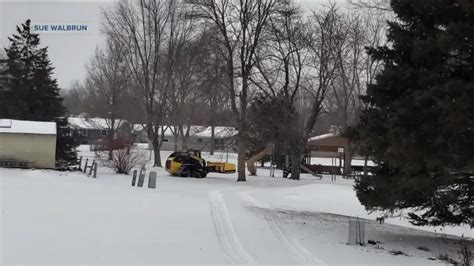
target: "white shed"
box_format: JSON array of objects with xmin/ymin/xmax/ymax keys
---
[{"xmin": 0, "ymin": 119, "xmax": 57, "ymax": 169}]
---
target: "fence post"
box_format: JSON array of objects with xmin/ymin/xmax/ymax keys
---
[
  {"xmin": 92, "ymin": 162, "xmax": 97, "ymax": 178},
  {"xmin": 83, "ymin": 158, "xmax": 89, "ymax": 173},
  {"xmin": 78, "ymin": 156, "xmax": 83, "ymax": 171},
  {"xmin": 137, "ymin": 168, "xmax": 146, "ymax": 187},
  {"xmin": 89, "ymin": 160, "xmax": 95, "ymax": 176},
  {"xmin": 131, "ymin": 170, "xmax": 138, "ymax": 186}
]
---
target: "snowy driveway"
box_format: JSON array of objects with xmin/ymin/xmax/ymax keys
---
[{"xmin": 0, "ymin": 168, "xmax": 469, "ymax": 265}]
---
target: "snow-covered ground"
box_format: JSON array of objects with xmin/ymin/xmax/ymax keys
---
[{"xmin": 0, "ymin": 147, "xmax": 472, "ymax": 265}]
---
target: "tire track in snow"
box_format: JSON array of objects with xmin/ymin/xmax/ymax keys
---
[
  {"xmin": 209, "ymin": 189, "xmax": 256, "ymax": 265},
  {"xmin": 241, "ymin": 189, "xmax": 327, "ymax": 266}
]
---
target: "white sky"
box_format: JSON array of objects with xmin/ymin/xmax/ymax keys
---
[{"xmin": 0, "ymin": 0, "xmax": 346, "ymax": 89}]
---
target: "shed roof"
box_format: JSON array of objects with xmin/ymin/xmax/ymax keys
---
[
  {"xmin": 0, "ymin": 119, "xmax": 56, "ymax": 135},
  {"xmin": 308, "ymin": 133, "xmax": 337, "ymax": 142},
  {"xmin": 307, "ymin": 133, "xmax": 349, "ymax": 148}
]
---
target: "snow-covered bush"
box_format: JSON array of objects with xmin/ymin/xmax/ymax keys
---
[
  {"xmin": 95, "ymin": 141, "xmax": 146, "ymax": 174},
  {"xmin": 109, "ymin": 148, "xmax": 145, "ymax": 174}
]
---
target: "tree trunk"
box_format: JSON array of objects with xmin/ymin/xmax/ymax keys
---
[
  {"xmin": 210, "ymin": 125, "xmax": 215, "ymax": 155},
  {"xmin": 108, "ymin": 139, "xmax": 114, "ymax": 160},
  {"xmin": 290, "ymin": 150, "xmax": 302, "ymax": 180},
  {"xmin": 237, "ymin": 136, "xmax": 247, "ymax": 182},
  {"xmin": 177, "ymin": 126, "xmax": 184, "ymax": 151},
  {"xmin": 343, "ymin": 143, "xmax": 353, "ymax": 176},
  {"xmin": 173, "ymin": 134, "xmax": 178, "ymax": 151},
  {"xmin": 177, "ymin": 136, "xmax": 183, "ymax": 151},
  {"xmin": 152, "ymin": 137, "xmax": 162, "ymax": 167},
  {"xmin": 237, "ymin": 74, "xmax": 249, "ymax": 182},
  {"xmin": 108, "ymin": 119, "xmax": 115, "ymax": 160}
]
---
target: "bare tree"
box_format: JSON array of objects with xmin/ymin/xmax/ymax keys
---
[
  {"xmin": 83, "ymin": 38, "xmax": 129, "ymax": 159},
  {"xmin": 250, "ymin": 2, "xmax": 307, "ymax": 176},
  {"xmin": 196, "ymin": 26, "xmax": 231, "ymax": 155},
  {"xmin": 191, "ymin": 0, "xmax": 279, "ymax": 181},
  {"xmin": 322, "ymin": 8, "xmax": 386, "ymax": 175},
  {"xmin": 164, "ymin": 4, "xmax": 202, "ymax": 151},
  {"xmin": 102, "ymin": 0, "xmax": 173, "ymax": 167},
  {"xmin": 251, "ymin": 3, "xmax": 342, "ymax": 180},
  {"xmin": 284, "ymin": 5, "xmax": 340, "ymax": 180}
]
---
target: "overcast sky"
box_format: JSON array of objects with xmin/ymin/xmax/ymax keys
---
[{"xmin": 0, "ymin": 0, "xmax": 346, "ymax": 89}]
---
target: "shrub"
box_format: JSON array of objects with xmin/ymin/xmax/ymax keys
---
[
  {"xmin": 109, "ymin": 148, "xmax": 145, "ymax": 174},
  {"xmin": 95, "ymin": 139, "xmax": 145, "ymax": 174}
]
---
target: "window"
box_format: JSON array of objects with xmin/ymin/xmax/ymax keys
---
[
  {"xmin": 197, "ymin": 138, "xmax": 203, "ymax": 144},
  {"xmin": 101, "ymin": 130, "xmax": 107, "ymax": 136},
  {"xmin": 81, "ymin": 129, "xmax": 88, "ymax": 136}
]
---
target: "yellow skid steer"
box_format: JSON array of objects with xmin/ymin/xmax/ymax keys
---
[{"xmin": 165, "ymin": 150, "xmax": 236, "ymax": 178}]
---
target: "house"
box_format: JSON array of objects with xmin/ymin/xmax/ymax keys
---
[
  {"xmin": 132, "ymin": 125, "xmax": 237, "ymax": 152},
  {"xmin": 68, "ymin": 117, "xmax": 237, "ymax": 152},
  {"xmin": 0, "ymin": 119, "xmax": 57, "ymax": 168},
  {"xmin": 188, "ymin": 126, "xmax": 236, "ymax": 151},
  {"xmin": 68, "ymin": 117, "xmax": 112, "ymax": 144},
  {"xmin": 68, "ymin": 117, "xmax": 129, "ymax": 144},
  {"xmin": 307, "ymin": 132, "xmax": 349, "ymax": 158}
]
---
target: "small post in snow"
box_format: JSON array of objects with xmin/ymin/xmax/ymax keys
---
[
  {"xmin": 137, "ymin": 168, "xmax": 146, "ymax": 187},
  {"xmin": 131, "ymin": 170, "xmax": 138, "ymax": 186},
  {"xmin": 89, "ymin": 160, "xmax": 95, "ymax": 176},
  {"xmin": 92, "ymin": 162, "xmax": 97, "ymax": 178},
  {"xmin": 348, "ymin": 217, "xmax": 365, "ymax": 245},
  {"xmin": 148, "ymin": 171, "xmax": 157, "ymax": 189},
  {"xmin": 83, "ymin": 158, "xmax": 89, "ymax": 173}
]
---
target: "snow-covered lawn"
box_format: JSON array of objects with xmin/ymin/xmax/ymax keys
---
[{"xmin": 1, "ymin": 149, "xmax": 472, "ymax": 265}]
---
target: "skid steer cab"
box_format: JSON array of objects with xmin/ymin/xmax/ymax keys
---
[{"xmin": 165, "ymin": 150, "xmax": 236, "ymax": 178}]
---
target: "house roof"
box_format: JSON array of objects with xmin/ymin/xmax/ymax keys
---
[
  {"xmin": 68, "ymin": 117, "xmax": 125, "ymax": 130},
  {"xmin": 193, "ymin": 126, "xmax": 237, "ymax": 138},
  {"xmin": 0, "ymin": 119, "xmax": 56, "ymax": 135},
  {"xmin": 133, "ymin": 124, "xmax": 237, "ymax": 138},
  {"xmin": 308, "ymin": 133, "xmax": 337, "ymax": 143},
  {"xmin": 69, "ymin": 117, "xmax": 237, "ymax": 138},
  {"xmin": 307, "ymin": 133, "xmax": 349, "ymax": 148}
]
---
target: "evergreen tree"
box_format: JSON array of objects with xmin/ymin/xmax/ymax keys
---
[
  {"xmin": 55, "ymin": 117, "xmax": 80, "ymax": 167},
  {"xmin": 247, "ymin": 93, "xmax": 299, "ymax": 167},
  {"xmin": 1, "ymin": 20, "xmax": 78, "ymax": 166},
  {"xmin": 355, "ymin": 0, "xmax": 474, "ymax": 227},
  {"xmin": 1, "ymin": 19, "xmax": 64, "ymax": 121}
]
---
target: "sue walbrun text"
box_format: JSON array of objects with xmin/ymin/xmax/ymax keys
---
[{"xmin": 33, "ymin": 24, "xmax": 88, "ymax": 32}]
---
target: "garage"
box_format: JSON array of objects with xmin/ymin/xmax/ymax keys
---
[{"xmin": 0, "ymin": 119, "xmax": 56, "ymax": 169}]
